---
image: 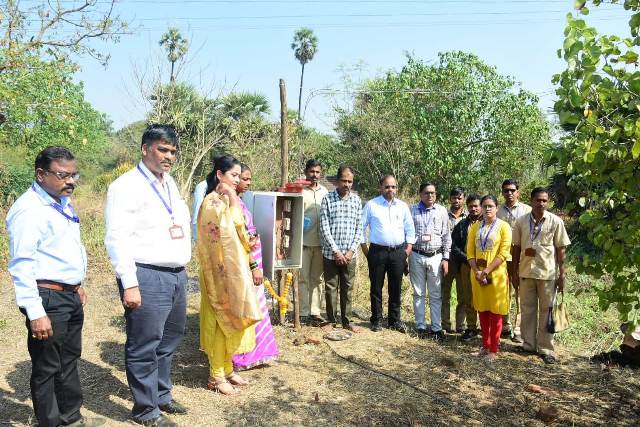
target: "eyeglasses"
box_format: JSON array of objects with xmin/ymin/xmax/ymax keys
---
[
  {"xmin": 423, "ymin": 191, "xmax": 436, "ymax": 195},
  {"xmin": 502, "ymin": 188, "xmax": 517, "ymax": 193},
  {"xmin": 384, "ymin": 185, "xmax": 397, "ymax": 189},
  {"xmin": 46, "ymin": 170, "xmax": 80, "ymax": 181}
]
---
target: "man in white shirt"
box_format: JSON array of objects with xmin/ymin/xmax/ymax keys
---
[
  {"xmin": 7, "ymin": 146, "xmax": 104, "ymax": 427},
  {"xmin": 105, "ymin": 125, "xmax": 191, "ymax": 427}
]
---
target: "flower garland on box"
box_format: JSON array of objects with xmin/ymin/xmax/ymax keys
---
[{"xmin": 264, "ymin": 272, "xmax": 293, "ymax": 320}]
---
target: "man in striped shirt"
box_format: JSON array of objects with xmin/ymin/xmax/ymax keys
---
[{"xmin": 319, "ymin": 165, "xmax": 363, "ymax": 332}]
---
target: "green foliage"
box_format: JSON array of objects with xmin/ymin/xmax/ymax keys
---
[
  {"xmin": 335, "ymin": 52, "xmax": 552, "ymax": 198},
  {"xmin": 92, "ymin": 163, "xmax": 133, "ymax": 193},
  {"xmin": 0, "ymin": 146, "xmax": 32, "ymax": 206},
  {"xmin": 291, "ymin": 27, "xmax": 318, "ymax": 66},
  {"xmin": 0, "ymin": 53, "xmax": 111, "ymax": 163},
  {"xmin": 552, "ymin": 2, "xmax": 640, "ymax": 322},
  {"xmin": 159, "ymin": 27, "xmax": 188, "ymax": 82}
]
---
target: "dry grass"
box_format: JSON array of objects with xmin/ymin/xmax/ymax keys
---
[{"xmin": 1, "ymin": 194, "xmax": 639, "ymax": 426}]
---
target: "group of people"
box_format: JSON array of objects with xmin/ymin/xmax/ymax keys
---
[
  {"xmin": 298, "ymin": 161, "xmax": 571, "ymax": 365},
  {"xmin": 6, "ymin": 123, "xmax": 571, "ymax": 427},
  {"xmin": 6, "ymin": 126, "xmax": 280, "ymax": 427}
]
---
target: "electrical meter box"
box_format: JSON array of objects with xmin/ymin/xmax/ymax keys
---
[{"xmin": 243, "ymin": 191, "xmax": 304, "ymax": 281}]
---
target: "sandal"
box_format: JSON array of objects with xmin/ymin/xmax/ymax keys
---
[
  {"xmin": 226, "ymin": 373, "xmax": 250, "ymax": 386},
  {"xmin": 207, "ymin": 378, "xmax": 240, "ymax": 396},
  {"xmin": 472, "ymin": 348, "xmax": 489, "ymax": 357}
]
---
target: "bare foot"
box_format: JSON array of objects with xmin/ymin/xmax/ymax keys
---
[
  {"xmin": 226, "ymin": 373, "xmax": 250, "ymax": 386},
  {"xmin": 472, "ymin": 348, "xmax": 489, "ymax": 357},
  {"xmin": 345, "ymin": 324, "xmax": 362, "ymax": 333},
  {"xmin": 207, "ymin": 379, "xmax": 240, "ymax": 396},
  {"xmin": 484, "ymin": 352, "xmax": 498, "ymax": 362}
]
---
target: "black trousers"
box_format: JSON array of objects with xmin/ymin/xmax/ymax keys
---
[
  {"xmin": 323, "ymin": 257, "xmax": 356, "ymax": 327},
  {"xmin": 24, "ymin": 288, "xmax": 84, "ymax": 427},
  {"xmin": 367, "ymin": 245, "xmax": 406, "ymax": 325}
]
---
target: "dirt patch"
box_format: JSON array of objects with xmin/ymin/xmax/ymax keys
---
[{"xmin": 1, "ymin": 269, "xmax": 639, "ymax": 427}]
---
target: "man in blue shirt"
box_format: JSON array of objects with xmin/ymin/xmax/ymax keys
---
[
  {"xmin": 7, "ymin": 147, "xmax": 104, "ymax": 427},
  {"xmin": 361, "ymin": 175, "xmax": 416, "ymax": 332}
]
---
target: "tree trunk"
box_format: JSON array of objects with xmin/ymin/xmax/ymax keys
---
[
  {"xmin": 297, "ymin": 62, "xmax": 305, "ymax": 121},
  {"xmin": 170, "ymin": 60, "xmax": 175, "ymax": 83}
]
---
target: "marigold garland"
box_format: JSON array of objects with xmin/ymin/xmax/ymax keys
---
[{"xmin": 264, "ymin": 272, "xmax": 293, "ymax": 319}]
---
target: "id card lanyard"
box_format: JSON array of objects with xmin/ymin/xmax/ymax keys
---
[
  {"xmin": 479, "ymin": 220, "xmax": 497, "ymax": 251},
  {"xmin": 137, "ymin": 165, "xmax": 184, "ymax": 240},
  {"xmin": 420, "ymin": 203, "xmax": 434, "ymax": 243},
  {"xmin": 529, "ymin": 214, "xmax": 543, "ymax": 244},
  {"xmin": 31, "ymin": 184, "xmax": 80, "ymax": 223}
]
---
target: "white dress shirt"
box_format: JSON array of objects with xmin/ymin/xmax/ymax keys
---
[
  {"xmin": 361, "ymin": 195, "xmax": 416, "ymax": 247},
  {"xmin": 7, "ymin": 183, "xmax": 87, "ymax": 320},
  {"xmin": 105, "ymin": 161, "xmax": 191, "ymax": 289},
  {"xmin": 190, "ymin": 179, "xmax": 207, "ymax": 240}
]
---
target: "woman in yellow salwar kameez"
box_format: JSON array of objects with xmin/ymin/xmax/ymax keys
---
[{"xmin": 196, "ymin": 155, "xmax": 262, "ymax": 396}]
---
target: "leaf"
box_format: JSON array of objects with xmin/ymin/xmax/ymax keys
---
[{"xmin": 632, "ymin": 139, "xmax": 640, "ymax": 159}]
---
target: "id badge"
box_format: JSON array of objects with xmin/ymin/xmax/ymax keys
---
[
  {"xmin": 524, "ymin": 247, "xmax": 536, "ymax": 257},
  {"xmin": 422, "ymin": 234, "xmax": 432, "ymax": 242},
  {"xmin": 169, "ymin": 224, "xmax": 185, "ymax": 240}
]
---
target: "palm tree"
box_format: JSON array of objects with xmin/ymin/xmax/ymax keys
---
[
  {"xmin": 159, "ymin": 27, "xmax": 189, "ymax": 83},
  {"xmin": 291, "ymin": 27, "xmax": 318, "ymax": 121},
  {"xmin": 222, "ymin": 92, "xmax": 271, "ymax": 120}
]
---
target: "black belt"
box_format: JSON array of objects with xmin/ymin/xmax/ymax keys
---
[
  {"xmin": 413, "ymin": 248, "xmax": 443, "ymax": 257},
  {"xmin": 370, "ymin": 243, "xmax": 405, "ymax": 251},
  {"xmin": 135, "ymin": 263, "xmax": 185, "ymax": 273}
]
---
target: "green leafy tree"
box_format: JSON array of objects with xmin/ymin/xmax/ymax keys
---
[
  {"xmin": 0, "ymin": 0, "xmax": 127, "ymax": 71},
  {"xmin": 291, "ymin": 27, "xmax": 318, "ymax": 121},
  {"xmin": 552, "ymin": 1, "xmax": 640, "ymax": 321},
  {"xmin": 335, "ymin": 52, "xmax": 552, "ymax": 198},
  {"xmin": 159, "ymin": 27, "xmax": 189, "ymax": 83}
]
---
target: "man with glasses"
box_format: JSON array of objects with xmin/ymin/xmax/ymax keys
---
[
  {"xmin": 497, "ymin": 178, "xmax": 531, "ymax": 341},
  {"xmin": 7, "ymin": 147, "xmax": 105, "ymax": 427},
  {"xmin": 361, "ymin": 175, "xmax": 415, "ymax": 332},
  {"xmin": 409, "ymin": 183, "xmax": 451, "ymax": 340},
  {"xmin": 105, "ymin": 125, "xmax": 190, "ymax": 426}
]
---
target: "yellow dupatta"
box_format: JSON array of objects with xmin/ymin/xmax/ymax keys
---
[{"xmin": 196, "ymin": 191, "xmax": 262, "ymax": 335}]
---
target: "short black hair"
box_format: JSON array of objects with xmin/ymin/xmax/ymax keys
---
[
  {"xmin": 481, "ymin": 194, "xmax": 499, "ymax": 206},
  {"xmin": 337, "ymin": 164, "xmax": 355, "ymax": 179},
  {"xmin": 502, "ymin": 179, "xmax": 519, "ymax": 189},
  {"xmin": 240, "ymin": 163, "xmax": 251, "ymax": 173},
  {"xmin": 305, "ymin": 159, "xmax": 321, "ymax": 171},
  {"xmin": 379, "ymin": 174, "xmax": 396, "ymax": 185},
  {"xmin": 419, "ymin": 182, "xmax": 436, "ymax": 193},
  {"xmin": 450, "ymin": 187, "xmax": 465, "ymax": 197},
  {"xmin": 530, "ymin": 187, "xmax": 549, "ymax": 199},
  {"xmin": 141, "ymin": 124, "xmax": 179, "ymax": 148},
  {"xmin": 35, "ymin": 146, "xmax": 75, "ymax": 171},
  {"xmin": 466, "ymin": 193, "xmax": 481, "ymax": 205}
]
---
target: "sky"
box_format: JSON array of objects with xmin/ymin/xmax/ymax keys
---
[{"xmin": 70, "ymin": 0, "xmax": 631, "ymax": 133}]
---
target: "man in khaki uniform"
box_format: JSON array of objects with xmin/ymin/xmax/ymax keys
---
[
  {"xmin": 512, "ymin": 187, "xmax": 570, "ymax": 364},
  {"xmin": 300, "ymin": 159, "xmax": 329, "ymax": 325},
  {"xmin": 497, "ymin": 178, "xmax": 531, "ymax": 340}
]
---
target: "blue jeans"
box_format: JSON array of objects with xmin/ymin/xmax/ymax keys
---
[
  {"xmin": 118, "ymin": 265, "xmax": 187, "ymax": 422},
  {"xmin": 409, "ymin": 252, "xmax": 443, "ymax": 331}
]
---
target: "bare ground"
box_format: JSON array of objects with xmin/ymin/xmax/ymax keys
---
[{"xmin": 1, "ymin": 266, "xmax": 640, "ymax": 427}]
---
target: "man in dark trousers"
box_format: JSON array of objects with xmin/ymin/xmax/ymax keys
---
[
  {"xmin": 7, "ymin": 146, "xmax": 105, "ymax": 427},
  {"xmin": 105, "ymin": 125, "xmax": 191, "ymax": 426},
  {"xmin": 361, "ymin": 175, "xmax": 416, "ymax": 332}
]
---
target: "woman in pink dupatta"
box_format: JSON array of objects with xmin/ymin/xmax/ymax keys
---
[{"xmin": 232, "ymin": 164, "xmax": 280, "ymax": 369}]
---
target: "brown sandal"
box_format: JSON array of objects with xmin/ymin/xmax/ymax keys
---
[{"xmin": 207, "ymin": 378, "xmax": 240, "ymax": 396}]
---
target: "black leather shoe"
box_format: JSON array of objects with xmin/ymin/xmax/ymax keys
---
[
  {"xmin": 432, "ymin": 330, "xmax": 445, "ymax": 342},
  {"xmin": 388, "ymin": 322, "xmax": 408, "ymax": 334},
  {"xmin": 66, "ymin": 417, "xmax": 107, "ymax": 427},
  {"xmin": 371, "ymin": 323, "xmax": 382, "ymax": 332},
  {"xmin": 159, "ymin": 400, "xmax": 188, "ymax": 415},
  {"xmin": 134, "ymin": 414, "xmax": 177, "ymax": 426}
]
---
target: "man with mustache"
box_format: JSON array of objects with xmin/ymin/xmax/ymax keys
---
[
  {"xmin": 105, "ymin": 125, "xmax": 191, "ymax": 426},
  {"xmin": 7, "ymin": 146, "xmax": 105, "ymax": 427},
  {"xmin": 497, "ymin": 178, "xmax": 531, "ymax": 342},
  {"xmin": 300, "ymin": 159, "xmax": 329, "ymax": 326}
]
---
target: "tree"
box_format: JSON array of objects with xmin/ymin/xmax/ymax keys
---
[
  {"xmin": 0, "ymin": 0, "xmax": 127, "ymax": 71},
  {"xmin": 552, "ymin": 1, "xmax": 640, "ymax": 321},
  {"xmin": 291, "ymin": 27, "xmax": 318, "ymax": 121},
  {"xmin": 159, "ymin": 27, "xmax": 188, "ymax": 83},
  {"xmin": 335, "ymin": 52, "xmax": 552, "ymax": 197}
]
